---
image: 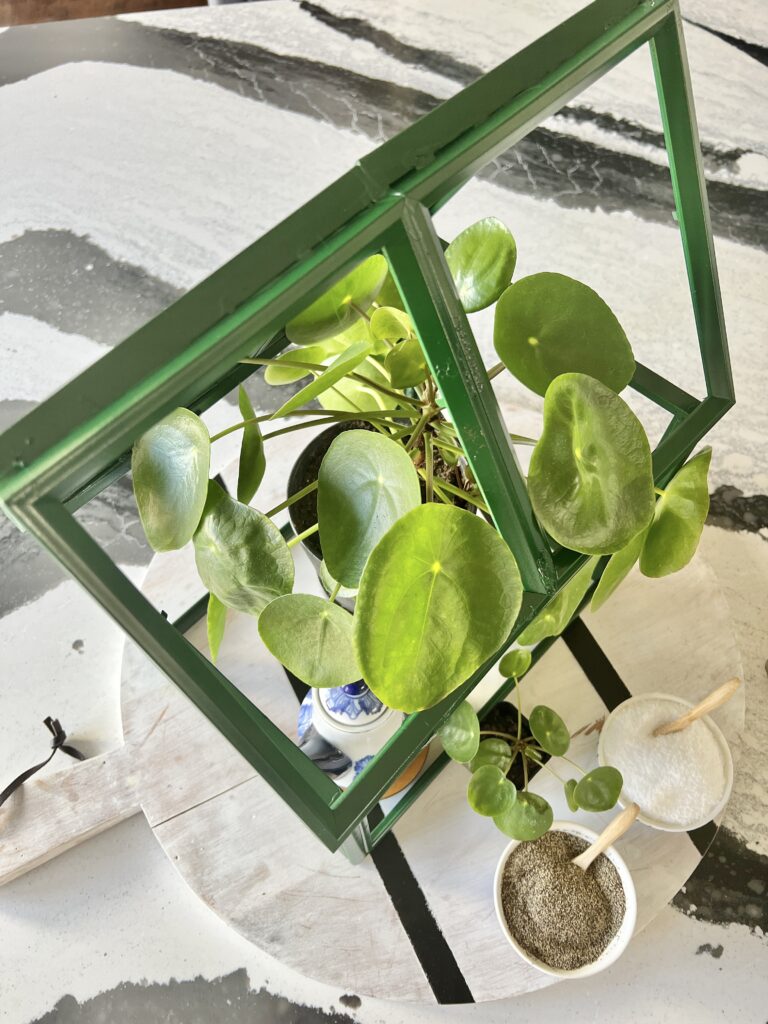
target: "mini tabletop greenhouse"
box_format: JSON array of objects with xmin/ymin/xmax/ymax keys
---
[{"xmin": 0, "ymin": 0, "xmax": 733, "ymax": 858}]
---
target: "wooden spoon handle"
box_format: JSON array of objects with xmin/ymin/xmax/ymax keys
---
[
  {"xmin": 653, "ymin": 677, "xmax": 741, "ymax": 737},
  {"xmin": 572, "ymin": 803, "xmax": 639, "ymax": 872}
]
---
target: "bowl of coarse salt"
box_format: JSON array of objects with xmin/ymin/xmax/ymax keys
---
[{"xmin": 598, "ymin": 693, "xmax": 733, "ymax": 831}]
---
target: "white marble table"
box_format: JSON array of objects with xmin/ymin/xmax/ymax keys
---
[{"xmin": 1, "ymin": 2, "xmax": 767, "ymax": 1022}]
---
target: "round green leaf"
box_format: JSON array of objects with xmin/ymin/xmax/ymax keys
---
[
  {"xmin": 517, "ymin": 557, "xmax": 597, "ymax": 645},
  {"xmin": 354, "ymin": 504, "xmax": 523, "ymax": 712},
  {"xmin": 132, "ymin": 408, "xmax": 210, "ymax": 552},
  {"xmin": 319, "ymin": 560, "xmax": 358, "ymax": 601},
  {"xmin": 528, "ymin": 373, "xmax": 655, "ymax": 554},
  {"xmin": 207, "ymin": 592, "xmax": 227, "ymax": 665},
  {"xmin": 285, "ymin": 255, "xmax": 388, "ymax": 344},
  {"xmin": 376, "ymin": 271, "xmax": 406, "ymax": 312},
  {"xmin": 193, "ymin": 482, "xmax": 294, "ymax": 615},
  {"xmin": 591, "ymin": 526, "xmax": 648, "ymax": 613},
  {"xmin": 529, "ymin": 705, "xmax": 570, "ymax": 757},
  {"xmin": 573, "ymin": 766, "xmax": 623, "ymax": 812},
  {"xmin": 318, "ymin": 430, "xmax": 421, "ymax": 588},
  {"xmin": 370, "ymin": 306, "xmax": 412, "ymax": 344},
  {"xmin": 317, "ymin": 356, "xmax": 393, "ymax": 413},
  {"xmin": 494, "ymin": 790, "xmax": 553, "ymax": 841},
  {"xmin": 493, "ymin": 273, "xmax": 635, "ymax": 396},
  {"xmin": 271, "ymin": 340, "xmax": 372, "ymax": 418},
  {"xmin": 445, "ymin": 217, "xmax": 517, "ymax": 313},
  {"xmin": 258, "ymin": 593, "xmax": 360, "ymax": 688},
  {"xmin": 468, "ymin": 764, "xmax": 516, "ymax": 816},
  {"xmin": 469, "ymin": 738, "xmax": 514, "ymax": 775},
  {"xmin": 237, "ymin": 385, "xmax": 265, "ymax": 505},
  {"xmin": 384, "ymin": 336, "xmax": 429, "ymax": 389},
  {"xmin": 564, "ymin": 778, "xmax": 579, "ymax": 813},
  {"xmin": 640, "ymin": 448, "xmax": 711, "ymax": 578},
  {"xmin": 437, "ymin": 701, "xmax": 480, "ymax": 763},
  {"xmin": 264, "ymin": 339, "xmax": 345, "ymax": 385},
  {"xmin": 499, "ymin": 648, "xmax": 532, "ymax": 679}
]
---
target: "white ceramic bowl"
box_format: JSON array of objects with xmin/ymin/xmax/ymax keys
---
[
  {"xmin": 598, "ymin": 692, "xmax": 734, "ymax": 832},
  {"xmin": 493, "ymin": 821, "xmax": 637, "ymax": 979}
]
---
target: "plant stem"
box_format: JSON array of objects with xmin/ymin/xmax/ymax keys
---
[
  {"xmin": 515, "ymin": 677, "xmax": 522, "ymax": 741},
  {"xmin": 264, "ymin": 480, "xmax": 318, "ymax": 518},
  {"xmin": 240, "ymin": 357, "xmax": 421, "ymax": 408},
  {"xmin": 556, "ymin": 752, "xmax": 587, "ymax": 775},
  {"xmin": 260, "ymin": 419, "xmax": 344, "ymax": 442},
  {"xmin": 405, "ymin": 410, "xmax": 432, "ymax": 452},
  {"xmin": 424, "ymin": 432, "xmax": 434, "ymax": 502},
  {"xmin": 210, "ymin": 408, "xmax": 417, "ymax": 443},
  {"xmin": 479, "ymin": 729, "xmax": 518, "ymax": 742},
  {"xmin": 655, "ymin": 487, "xmax": 666, "ymax": 497},
  {"xmin": 432, "ymin": 437, "xmax": 464, "ymax": 458},
  {"xmin": 433, "ymin": 477, "xmax": 489, "ymax": 512},
  {"xmin": 487, "ymin": 360, "xmax": 506, "ymax": 381},
  {"xmin": 430, "ymin": 480, "xmax": 452, "ymax": 505},
  {"xmin": 534, "ymin": 758, "xmax": 567, "ymax": 786},
  {"xmin": 509, "ymin": 433, "xmax": 538, "ymax": 446},
  {"xmin": 328, "ymin": 580, "xmax": 342, "ymax": 603},
  {"xmin": 287, "ymin": 523, "xmax": 319, "ymax": 548},
  {"xmin": 350, "ymin": 303, "xmax": 371, "ymax": 323},
  {"xmin": 522, "ymin": 752, "xmax": 529, "ymax": 791}
]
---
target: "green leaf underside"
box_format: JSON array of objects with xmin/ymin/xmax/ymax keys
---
[
  {"xmin": 493, "ymin": 272, "xmax": 635, "ymax": 396},
  {"xmin": 317, "ymin": 357, "xmax": 393, "ymax": 414},
  {"xmin": 285, "ymin": 255, "xmax": 388, "ymax": 344},
  {"xmin": 370, "ymin": 305, "xmax": 412, "ymax": 344},
  {"xmin": 498, "ymin": 648, "xmax": 532, "ymax": 679},
  {"xmin": 564, "ymin": 779, "xmax": 579, "ymax": 813},
  {"xmin": 528, "ymin": 373, "xmax": 655, "ymax": 554},
  {"xmin": 385, "ymin": 336, "xmax": 429, "ymax": 389},
  {"xmin": 318, "ymin": 430, "xmax": 421, "ymax": 588},
  {"xmin": 437, "ymin": 701, "xmax": 480, "ymax": 763},
  {"xmin": 354, "ymin": 504, "xmax": 523, "ymax": 712},
  {"xmin": 468, "ymin": 764, "xmax": 516, "ymax": 816},
  {"xmin": 446, "ymin": 217, "xmax": 517, "ymax": 313},
  {"xmin": 132, "ymin": 408, "xmax": 210, "ymax": 552},
  {"xmin": 494, "ymin": 791, "xmax": 553, "ymax": 841},
  {"xmin": 528, "ymin": 705, "xmax": 570, "ymax": 757},
  {"xmin": 207, "ymin": 593, "xmax": 227, "ymax": 665},
  {"xmin": 517, "ymin": 557, "xmax": 597, "ymax": 645},
  {"xmin": 264, "ymin": 339, "xmax": 345, "ymax": 385},
  {"xmin": 470, "ymin": 738, "xmax": 513, "ymax": 775},
  {"xmin": 237, "ymin": 386, "xmax": 266, "ymax": 505},
  {"xmin": 640, "ymin": 448, "xmax": 712, "ymax": 578},
  {"xmin": 591, "ymin": 526, "xmax": 649, "ymax": 613},
  {"xmin": 573, "ymin": 766, "xmax": 623, "ymax": 812},
  {"xmin": 258, "ymin": 593, "xmax": 360, "ymax": 688},
  {"xmin": 376, "ymin": 272, "xmax": 406, "ymax": 312},
  {"xmin": 271, "ymin": 340, "xmax": 372, "ymax": 419},
  {"xmin": 193, "ymin": 481, "xmax": 294, "ymax": 615}
]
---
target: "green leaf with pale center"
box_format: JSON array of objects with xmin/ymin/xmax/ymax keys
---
[
  {"xmin": 370, "ymin": 306, "xmax": 412, "ymax": 344},
  {"xmin": 318, "ymin": 430, "xmax": 421, "ymax": 588},
  {"xmin": 285, "ymin": 255, "xmax": 388, "ymax": 344},
  {"xmin": 573, "ymin": 766, "xmax": 623, "ymax": 812},
  {"xmin": 494, "ymin": 791, "xmax": 553, "ymax": 841},
  {"xmin": 207, "ymin": 593, "xmax": 227, "ymax": 665},
  {"xmin": 237, "ymin": 385, "xmax": 265, "ymax": 505},
  {"xmin": 528, "ymin": 373, "xmax": 655, "ymax": 554},
  {"xmin": 640, "ymin": 448, "xmax": 712, "ymax": 578},
  {"xmin": 354, "ymin": 504, "xmax": 523, "ymax": 712},
  {"xmin": 132, "ymin": 407, "xmax": 210, "ymax": 552},
  {"xmin": 258, "ymin": 593, "xmax": 360, "ymax": 688},
  {"xmin": 445, "ymin": 217, "xmax": 517, "ymax": 313},
  {"xmin": 437, "ymin": 701, "xmax": 480, "ymax": 763},
  {"xmin": 264, "ymin": 339, "xmax": 345, "ymax": 385},
  {"xmin": 469, "ymin": 738, "xmax": 513, "ymax": 775},
  {"xmin": 517, "ymin": 557, "xmax": 597, "ymax": 645},
  {"xmin": 499, "ymin": 648, "xmax": 532, "ymax": 679},
  {"xmin": 494, "ymin": 273, "xmax": 635, "ymax": 396},
  {"xmin": 385, "ymin": 336, "xmax": 429, "ymax": 389},
  {"xmin": 193, "ymin": 481, "xmax": 294, "ymax": 615},
  {"xmin": 468, "ymin": 764, "xmax": 516, "ymax": 816},
  {"xmin": 271, "ymin": 340, "xmax": 372, "ymax": 418},
  {"xmin": 529, "ymin": 705, "xmax": 570, "ymax": 757},
  {"xmin": 591, "ymin": 526, "xmax": 649, "ymax": 612}
]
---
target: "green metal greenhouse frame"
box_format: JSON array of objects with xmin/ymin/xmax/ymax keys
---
[{"xmin": 0, "ymin": 0, "xmax": 733, "ymax": 856}]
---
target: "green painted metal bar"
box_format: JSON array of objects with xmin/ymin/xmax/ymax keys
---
[
  {"xmin": 651, "ymin": 396, "xmax": 731, "ymax": 485},
  {"xmin": 651, "ymin": 10, "xmax": 734, "ymax": 406},
  {"xmin": 19, "ymin": 496, "xmax": 342, "ymax": 846},
  {"xmin": 630, "ymin": 361, "xmax": 699, "ymax": 416},
  {"xmin": 384, "ymin": 200, "xmax": 554, "ymax": 595}
]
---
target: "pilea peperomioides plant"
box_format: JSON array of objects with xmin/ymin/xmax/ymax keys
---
[
  {"xmin": 438, "ymin": 649, "xmax": 623, "ymax": 841},
  {"xmin": 130, "ymin": 215, "xmax": 713, "ymax": 718}
]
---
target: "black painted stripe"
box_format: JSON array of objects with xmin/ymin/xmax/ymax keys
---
[
  {"xmin": 562, "ymin": 617, "xmax": 633, "ymax": 711},
  {"xmin": 367, "ymin": 805, "xmax": 475, "ymax": 1005},
  {"xmin": 687, "ymin": 820, "xmax": 719, "ymax": 856}
]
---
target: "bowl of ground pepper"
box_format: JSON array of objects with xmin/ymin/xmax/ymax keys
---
[{"xmin": 493, "ymin": 822, "xmax": 637, "ymax": 977}]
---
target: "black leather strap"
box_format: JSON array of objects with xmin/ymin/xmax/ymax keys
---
[{"xmin": 0, "ymin": 717, "xmax": 86, "ymax": 808}]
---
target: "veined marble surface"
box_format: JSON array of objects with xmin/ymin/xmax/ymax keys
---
[{"xmin": 0, "ymin": 2, "xmax": 766, "ymax": 1022}]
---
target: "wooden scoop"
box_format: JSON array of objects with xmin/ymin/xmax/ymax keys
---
[
  {"xmin": 653, "ymin": 677, "xmax": 741, "ymax": 737},
  {"xmin": 572, "ymin": 803, "xmax": 640, "ymax": 872}
]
